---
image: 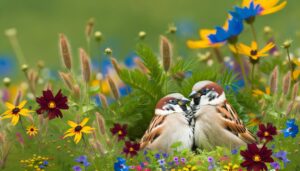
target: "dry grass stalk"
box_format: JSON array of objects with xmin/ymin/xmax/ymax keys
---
[
  {"xmin": 79, "ymin": 48, "xmax": 91, "ymax": 83},
  {"xmin": 286, "ymin": 101, "xmax": 294, "ymax": 116},
  {"xmin": 59, "ymin": 34, "xmax": 72, "ymax": 70},
  {"xmin": 13, "ymin": 90, "xmax": 22, "ymax": 106},
  {"xmin": 282, "ymin": 71, "xmax": 291, "ymax": 96},
  {"xmin": 110, "ymin": 57, "xmax": 121, "ymax": 74},
  {"xmin": 160, "ymin": 36, "xmax": 172, "ymax": 72},
  {"xmin": 72, "ymin": 84, "xmax": 81, "ymax": 99},
  {"xmin": 134, "ymin": 57, "xmax": 149, "ymax": 74},
  {"xmin": 59, "ymin": 72, "xmax": 74, "ymax": 91},
  {"xmin": 292, "ymin": 82, "xmax": 299, "ymax": 101},
  {"xmin": 270, "ymin": 66, "xmax": 278, "ymax": 94},
  {"xmin": 95, "ymin": 112, "xmax": 106, "ymax": 135},
  {"xmin": 98, "ymin": 93, "xmax": 108, "ymax": 108},
  {"xmin": 107, "ymin": 76, "xmax": 120, "ymax": 100}
]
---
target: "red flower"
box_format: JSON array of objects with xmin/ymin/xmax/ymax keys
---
[
  {"xmin": 36, "ymin": 89, "xmax": 69, "ymax": 120},
  {"xmin": 256, "ymin": 123, "xmax": 277, "ymax": 142},
  {"xmin": 123, "ymin": 141, "xmax": 140, "ymax": 157},
  {"xmin": 110, "ymin": 123, "xmax": 128, "ymax": 141},
  {"xmin": 240, "ymin": 143, "xmax": 274, "ymax": 171}
]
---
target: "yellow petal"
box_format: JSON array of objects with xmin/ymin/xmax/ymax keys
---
[
  {"xmin": 259, "ymin": 42, "xmax": 275, "ymax": 54},
  {"xmin": 80, "ymin": 118, "xmax": 89, "ymax": 127},
  {"xmin": 1, "ymin": 114, "xmax": 13, "ymax": 119},
  {"xmin": 293, "ymin": 70, "xmax": 300, "ymax": 80},
  {"xmin": 256, "ymin": 0, "xmax": 280, "ymax": 9},
  {"xmin": 11, "ymin": 115, "xmax": 20, "ymax": 126},
  {"xmin": 2, "ymin": 110, "xmax": 12, "ymax": 115},
  {"xmin": 293, "ymin": 59, "xmax": 300, "ymax": 66},
  {"xmin": 81, "ymin": 126, "xmax": 95, "ymax": 134},
  {"xmin": 242, "ymin": 0, "xmax": 252, "ymax": 7},
  {"xmin": 260, "ymin": 1, "xmax": 287, "ymax": 15},
  {"xmin": 5, "ymin": 102, "xmax": 15, "ymax": 109},
  {"xmin": 237, "ymin": 43, "xmax": 252, "ymax": 56},
  {"xmin": 74, "ymin": 132, "xmax": 82, "ymax": 144},
  {"xmin": 199, "ymin": 29, "xmax": 215, "ymax": 39},
  {"xmin": 63, "ymin": 132, "xmax": 75, "ymax": 138},
  {"xmin": 251, "ymin": 41, "xmax": 258, "ymax": 50},
  {"xmin": 252, "ymin": 89, "xmax": 264, "ymax": 96},
  {"xmin": 67, "ymin": 120, "xmax": 77, "ymax": 128},
  {"xmin": 19, "ymin": 109, "xmax": 32, "ymax": 116},
  {"xmin": 229, "ymin": 45, "xmax": 237, "ymax": 53},
  {"xmin": 266, "ymin": 86, "xmax": 271, "ymax": 95},
  {"xmin": 187, "ymin": 40, "xmax": 211, "ymax": 49},
  {"xmin": 18, "ymin": 100, "xmax": 27, "ymax": 109}
]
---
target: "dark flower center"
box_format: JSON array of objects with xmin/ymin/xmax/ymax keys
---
[
  {"xmin": 264, "ymin": 131, "xmax": 269, "ymax": 136},
  {"xmin": 75, "ymin": 125, "xmax": 82, "ymax": 132},
  {"xmin": 48, "ymin": 101, "xmax": 56, "ymax": 109},
  {"xmin": 30, "ymin": 128, "xmax": 34, "ymax": 131},
  {"xmin": 250, "ymin": 50, "xmax": 258, "ymax": 56},
  {"xmin": 253, "ymin": 155, "xmax": 261, "ymax": 162},
  {"xmin": 12, "ymin": 107, "xmax": 20, "ymax": 114}
]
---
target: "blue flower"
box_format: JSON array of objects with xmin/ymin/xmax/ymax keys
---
[
  {"xmin": 114, "ymin": 157, "xmax": 129, "ymax": 171},
  {"xmin": 43, "ymin": 160, "xmax": 49, "ymax": 166},
  {"xmin": 157, "ymin": 159, "xmax": 165, "ymax": 166},
  {"xmin": 208, "ymin": 16, "xmax": 243, "ymax": 44},
  {"xmin": 283, "ymin": 119, "xmax": 299, "ymax": 138},
  {"xmin": 270, "ymin": 162, "xmax": 280, "ymax": 170},
  {"xmin": 73, "ymin": 165, "xmax": 82, "ymax": 171},
  {"xmin": 154, "ymin": 153, "xmax": 161, "ymax": 159},
  {"xmin": 231, "ymin": 148, "xmax": 238, "ymax": 155},
  {"xmin": 75, "ymin": 155, "xmax": 90, "ymax": 167},
  {"xmin": 274, "ymin": 150, "xmax": 290, "ymax": 167},
  {"xmin": 39, "ymin": 165, "xmax": 45, "ymax": 169},
  {"xmin": 0, "ymin": 56, "xmax": 15, "ymax": 77},
  {"xmin": 162, "ymin": 153, "xmax": 169, "ymax": 158},
  {"xmin": 230, "ymin": 2, "xmax": 261, "ymax": 22}
]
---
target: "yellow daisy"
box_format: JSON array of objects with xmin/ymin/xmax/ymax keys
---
[
  {"xmin": 242, "ymin": 0, "xmax": 287, "ymax": 15},
  {"xmin": 26, "ymin": 125, "xmax": 38, "ymax": 136},
  {"xmin": 292, "ymin": 59, "xmax": 300, "ymax": 80},
  {"xmin": 230, "ymin": 41, "xmax": 275, "ymax": 61},
  {"xmin": 63, "ymin": 118, "xmax": 94, "ymax": 144},
  {"xmin": 1, "ymin": 100, "xmax": 32, "ymax": 126},
  {"xmin": 223, "ymin": 162, "xmax": 240, "ymax": 171}
]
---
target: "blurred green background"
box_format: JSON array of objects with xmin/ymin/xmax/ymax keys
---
[{"xmin": 0, "ymin": 0, "xmax": 299, "ymax": 73}]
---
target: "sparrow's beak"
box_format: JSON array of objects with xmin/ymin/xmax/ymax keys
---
[
  {"xmin": 179, "ymin": 97, "xmax": 190, "ymax": 106},
  {"xmin": 189, "ymin": 90, "xmax": 198, "ymax": 98}
]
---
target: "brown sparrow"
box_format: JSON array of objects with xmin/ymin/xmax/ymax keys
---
[
  {"xmin": 140, "ymin": 93, "xmax": 194, "ymax": 152},
  {"xmin": 189, "ymin": 80, "xmax": 256, "ymax": 150}
]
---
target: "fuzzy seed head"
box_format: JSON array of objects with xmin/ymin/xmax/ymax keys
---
[
  {"xmin": 138, "ymin": 31, "xmax": 147, "ymax": 39},
  {"xmin": 110, "ymin": 57, "xmax": 121, "ymax": 74},
  {"xmin": 107, "ymin": 76, "xmax": 120, "ymax": 100},
  {"xmin": 160, "ymin": 36, "xmax": 172, "ymax": 72},
  {"xmin": 292, "ymin": 82, "xmax": 299, "ymax": 101},
  {"xmin": 98, "ymin": 93, "xmax": 108, "ymax": 108},
  {"xmin": 5, "ymin": 28, "xmax": 17, "ymax": 37},
  {"xmin": 270, "ymin": 66, "xmax": 279, "ymax": 94},
  {"xmin": 282, "ymin": 40, "xmax": 292, "ymax": 49},
  {"xmin": 59, "ymin": 72, "xmax": 74, "ymax": 91},
  {"xmin": 21, "ymin": 64, "xmax": 28, "ymax": 72},
  {"xmin": 264, "ymin": 26, "xmax": 272, "ymax": 34},
  {"xmin": 94, "ymin": 31, "xmax": 102, "ymax": 41},
  {"xmin": 3, "ymin": 77, "xmax": 11, "ymax": 87},
  {"xmin": 104, "ymin": 48, "xmax": 112, "ymax": 55},
  {"xmin": 282, "ymin": 71, "xmax": 291, "ymax": 96},
  {"xmin": 59, "ymin": 34, "xmax": 72, "ymax": 70},
  {"xmin": 79, "ymin": 48, "xmax": 91, "ymax": 83},
  {"xmin": 85, "ymin": 18, "xmax": 95, "ymax": 38}
]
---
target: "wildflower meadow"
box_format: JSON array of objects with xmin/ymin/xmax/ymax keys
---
[{"xmin": 0, "ymin": 0, "xmax": 300, "ymax": 170}]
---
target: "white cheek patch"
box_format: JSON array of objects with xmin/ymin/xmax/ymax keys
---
[{"xmin": 155, "ymin": 104, "xmax": 183, "ymax": 116}]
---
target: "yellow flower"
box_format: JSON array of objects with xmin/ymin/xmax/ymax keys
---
[
  {"xmin": 187, "ymin": 18, "xmax": 229, "ymax": 49},
  {"xmin": 242, "ymin": 0, "xmax": 287, "ymax": 15},
  {"xmin": 223, "ymin": 162, "xmax": 240, "ymax": 171},
  {"xmin": 26, "ymin": 125, "xmax": 38, "ymax": 136},
  {"xmin": 1, "ymin": 100, "xmax": 32, "ymax": 125},
  {"xmin": 292, "ymin": 59, "xmax": 300, "ymax": 80},
  {"xmin": 252, "ymin": 86, "xmax": 271, "ymax": 97},
  {"xmin": 230, "ymin": 41, "xmax": 275, "ymax": 61},
  {"xmin": 63, "ymin": 118, "xmax": 94, "ymax": 144}
]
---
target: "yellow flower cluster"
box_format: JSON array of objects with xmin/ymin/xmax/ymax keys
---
[
  {"xmin": 171, "ymin": 165, "xmax": 198, "ymax": 171},
  {"xmin": 20, "ymin": 155, "xmax": 50, "ymax": 171}
]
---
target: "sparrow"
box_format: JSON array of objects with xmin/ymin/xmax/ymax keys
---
[
  {"xmin": 140, "ymin": 93, "xmax": 194, "ymax": 153},
  {"xmin": 189, "ymin": 80, "xmax": 256, "ymax": 150}
]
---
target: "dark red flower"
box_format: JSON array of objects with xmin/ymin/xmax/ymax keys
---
[
  {"xmin": 240, "ymin": 143, "xmax": 274, "ymax": 171},
  {"xmin": 110, "ymin": 123, "xmax": 128, "ymax": 141},
  {"xmin": 123, "ymin": 141, "xmax": 140, "ymax": 157},
  {"xmin": 36, "ymin": 89, "xmax": 69, "ymax": 120},
  {"xmin": 256, "ymin": 123, "xmax": 277, "ymax": 142}
]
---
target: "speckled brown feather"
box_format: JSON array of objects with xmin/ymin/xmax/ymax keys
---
[
  {"xmin": 217, "ymin": 102, "xmax": 256, "ymax": 144},
  {"xmin": 140, "ymin": 115, "xmax": 166, "ymax": 149}
]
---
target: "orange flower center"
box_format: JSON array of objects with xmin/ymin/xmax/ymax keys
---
[
  {"xmin": 75, "ymin": 125, "xmax": 83, "ymax": 132},
  {"xmin": 264, "ymin": 131, "xmax": 269, "ymax": 136},
  {"xmin": 253, "ymin": 155, "xmax": 261, "ymax": 162},
  {"xmin": 12, "ymin": 107, "xmax": 20, "ymax": 114},
  {"xmin": 250, "ymin": 50, "xmax": 258, "ymax": 56},
  {"xmin": 118, "ymin": 130, "xmax": 123, "ymax": 135},
  {"xmin": 129, "ymin": 147, "xmax": 134, "ymax": 152},
  {"xmin": 48, "ymin": 101, "xmax": 56, "ymax": 109}
]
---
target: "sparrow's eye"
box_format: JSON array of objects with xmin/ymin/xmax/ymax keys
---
[
  {"xmin": 169, "ymin": 99, "xmax": 178, "ymax": 105},
  {"xmin": 200, "ymin": 88, "xmax": 209, "ymax": 95}
]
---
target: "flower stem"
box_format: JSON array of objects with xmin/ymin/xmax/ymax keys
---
[
  {"xmin": 233, "ymin": 44, "xmax": 248, "ymax": 87},
  {"xmin": 250, "ymin": 23, "xmax": 258, "ymax": 43},
  {"xmin": 251, "ymin": 63, "xmax": 255, "ymax": 89}
]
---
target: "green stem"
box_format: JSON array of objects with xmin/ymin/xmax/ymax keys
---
[
  {"xmin": 286, "ymin": 48, "xmax": 295, "ymax": 84},
  {"xmin": 251, "ymin": 63, "xmax": 255, "ymax": 89},
  {"xmin": 7, "ymin": 33, "xmax": 26, "ymax": 66},
  {"xmin": 233, "ymin": 44, "xmax": 248, "ymax": 87},
  {"xmin": 250, "ymin": 23, "xmax": 258, "ymax": 43}
]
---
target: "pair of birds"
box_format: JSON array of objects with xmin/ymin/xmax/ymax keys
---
[{"xmin": 140, "ymin": 80, "xmax": 256, "ymax": 152}]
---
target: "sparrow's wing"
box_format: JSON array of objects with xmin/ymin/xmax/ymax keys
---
[
  {"xmin": 140, "ymin": 115, "xmax": 166, "ymax": 149},
  {"xmin": 216, "ymin": 102, "xmax": 256, "ymax": 144}
]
